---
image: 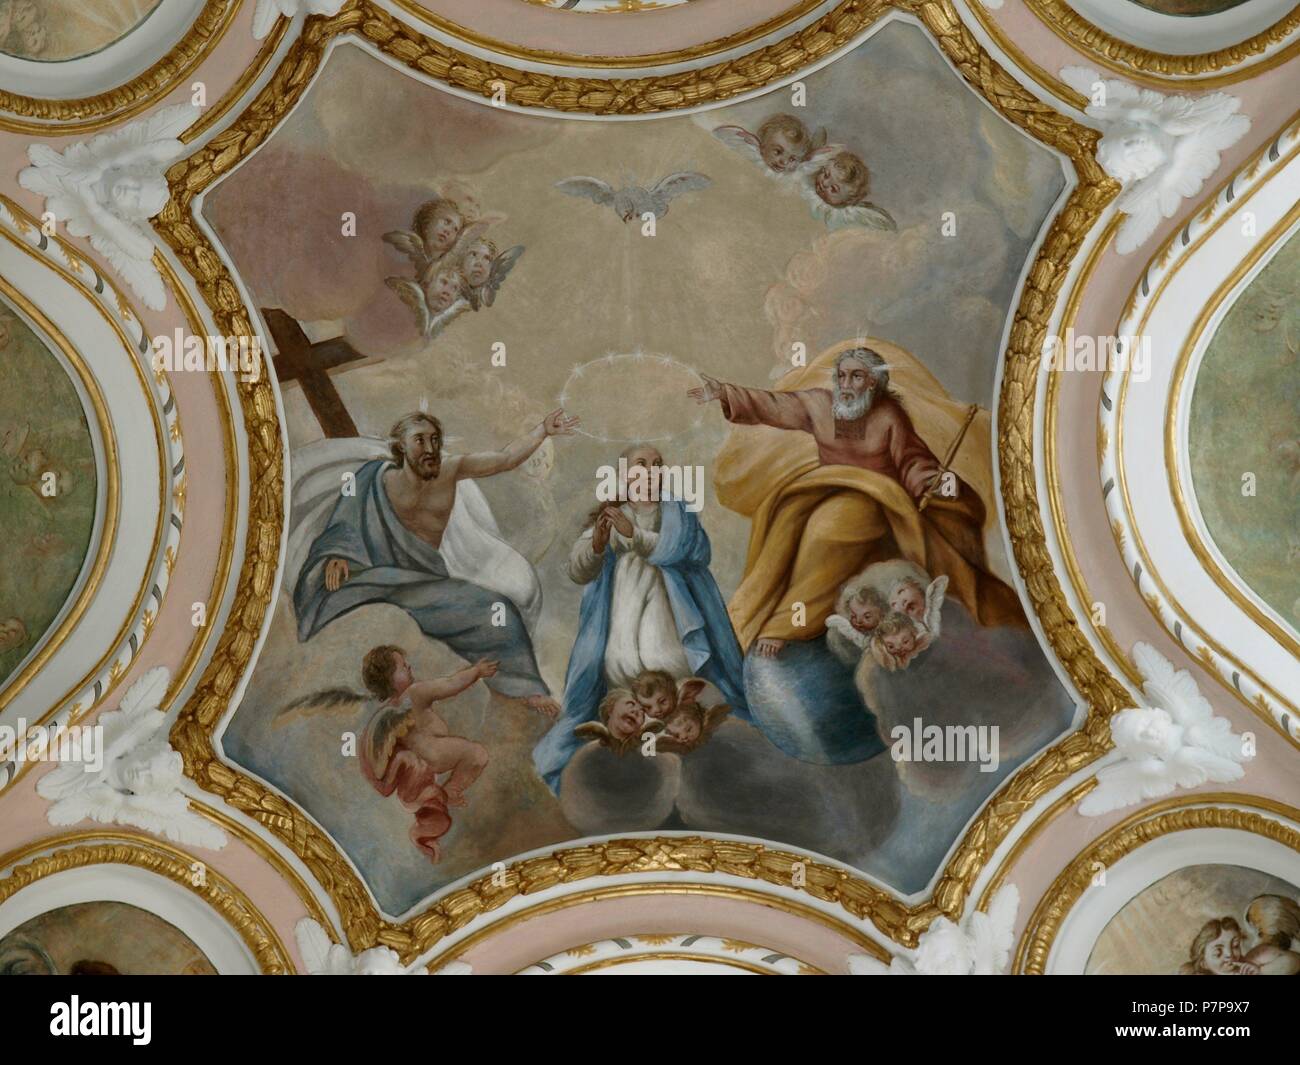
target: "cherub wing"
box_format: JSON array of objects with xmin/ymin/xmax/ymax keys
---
[
  {"xmin": 825, "ymin": 614, "xmax": 869, "ymax": 665},
  {"xmin": 967, "ymin": 884, "xmax": 1019, "ymax": 975},
  {"xmin": 273, "ymin": 688, "xmax": 370, "ymax": 728},
  {"xmin": 555, "ymin": 177, "xmax": 617, "ymax": 207},
  {"xmin": 710, "ymin": 125, "xmax": 765, "ymax": 166},
  {"xmin": 1131, "ymin": 642, "xmax": 1240, "ymax": 761},
  {"xmin": 1077, "ymin": 756, "xmax": 1179, "ymax": 816},
  {"xmin": 574, "ymin": 721, "xmax": 612, "ymax": 745},
  {"xmin": 382, "ymin": 230, "xmax": 430, "ymax": 274},
  {"xmin": 426, "ymin": 297, "xmax": 469, "ymax": 340},
  {"xmin": 923, "ymin": 575, "xmax": 948, "ymax": 637},
  {"xmin": 649, "ymin": 171, "xmax": 712, "ymax": 215},
  {"xmin": 827, "ymin": 201, "xmax": 898, "ymax": 232},
  {"xmin": 676, "ymin": 678, "xmax": 708, "ymax": 707},
  {"xmin": 385, "ymin": 276, "xmax": 431, "ymax": 336},
  {"xmin": 481, "ymin": 245, "xmax": 525, "ymax": 308},
  {"xmin": 701, "ymin": 703, "xmax": 731, "ymax": 737}
]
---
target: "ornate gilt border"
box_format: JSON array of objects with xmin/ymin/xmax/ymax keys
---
[
  {"xmin": 1023, "ymin": 0, "xmax": 1300, "ymax": 88},
  {"xmin": 0, "ymin": 0, "xmax": 240, "ymax": 135},
  {"xmin": 1016, "ymin": 794, "xmax": 1300, "ymax": 974},
  {"xmin": 155, "ymin": 0, "xmax": 1126, "ymax": 957},
  {"xmin": 0, "ymin": 831, "xmax": 293, "ymax": 973}
]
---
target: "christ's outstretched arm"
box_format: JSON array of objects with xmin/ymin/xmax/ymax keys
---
[{"xmin": 456, "ymin": 408, "xmax": 579, "ymax": 480}]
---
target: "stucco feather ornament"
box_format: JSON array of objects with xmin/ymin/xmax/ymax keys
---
[
  {"xmin": 18, "ymin": 104, "xmax": 195, "ymax": 311},
  {"xmin": 1060, "ymin": 67, "xmax": 1250, "ymax": 254},
  {"xmin": 847, "ymin": 885, "xmax": 1019, "ymax": 975},
  {"xmin": 252, "ymin": 0, "xmax": 348, "ymax": 40},
  {"xmin": 1078, "ymin": 643, "xmax": 1250, "ymax": 817},
  {"xmin": 36, "ymin": 667, "xmax": 228, "ymax": 850},
  {"xmin": 294, "ymin": 919, "xmax": 471, "ymax": 974}
]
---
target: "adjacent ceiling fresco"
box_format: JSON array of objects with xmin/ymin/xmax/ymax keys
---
[
  {"xmin": 0, "ymin": 297, "xmax": 96, "ymax": 688},
  {"xmin": 1188, "ymin": 228, "xmax": 1300, "ymax": 640},
  {"xmin": 0, "ymin": 0, "xmax": 161, "ymax": 62},
  {"xmin": 0, "ymin": 0, "xmax": 1295, "ymax": 987}
]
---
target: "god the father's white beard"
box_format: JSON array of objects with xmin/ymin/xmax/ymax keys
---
[{"xmin": 833, "ymin": 386, "xmax": 875, "ymax": 421}]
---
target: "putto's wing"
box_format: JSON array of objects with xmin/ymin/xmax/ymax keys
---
[
  {"xmin": 382, "ymin": 230, "xmax": 430, "ymax": 273},
  {"xmin": 385, "ymin": 276, "xmax": 431, "ymax": 336},
  {"xmin": 426, "ymin": 297, "xmax": 469, "ymax": 340},
  {"xmin": 650, "ymin": 171, "xmax": 712, "ymax": 214},
  {"xmin": 676, "ymin": 678, "xmax": 708, "ymax": 707},
  {"xmin": 555, "ymin": 177, "xmax": 616, "ymax": 206},
  {"xmin": 273, "ymin": 688, "xmax": 370, "ymax": 728},
  {"xmin": 923, "ymin": 575, "xmax": 948, "ymax": 637},
  {"xmin": 829, "ymin": 202, "xmax": 897, "ymax": 232},
  {"xmin": 711, "ymin": 125, "xmax": 764, "ymax": 166},
  {"xmin": 1077, "ymin": 756, "xmax": 1177, "ymax": 816},
  {"xmin": 482, "ymin": 245, "xmax": 525, "ymax": 307},
  {"xmin": 574, "ymin": 721, "xmax": 612, "ymax": 746},
  {"xmin": 701, "ymin": 703, "xmax": 731, "ymax": 736}
]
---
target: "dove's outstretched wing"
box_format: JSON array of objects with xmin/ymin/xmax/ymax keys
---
[
  {"xmin": 385, "ymin": 276, "xmax": 431, "ymax": 336},
  {"xmin": 480, "ymin": 245, "xmax": 524, "ymax": 308},
  {"xmin": 711, "ymin": 125, "xmax": 765, "ymax": 166},
  {"xmin": 273, "ymin": 688, "xmax": 370, "ymax": 729},
  {"xmin": 923, "ymin": 575, "xmax": 948, "ymax": 637},
  {"xmin": 649, "ymin": 171, "xmax": 712, "ymax": 216},
  {"xmin": 555, "ymin": 177, "xmax": 617, "ymax": 207}
]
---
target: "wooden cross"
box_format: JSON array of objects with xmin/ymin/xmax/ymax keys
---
[{"xmin": 263, "ymin": 308, "xmax": 377, "ymax": 439}]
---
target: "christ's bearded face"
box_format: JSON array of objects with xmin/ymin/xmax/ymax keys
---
[
  {"xmin": 400, "ymin": 423, "xmax": 442, "ymax": 479},
  {"xmin": 833, "ymin": 360, "xmax": 875, "ymax": 421}
]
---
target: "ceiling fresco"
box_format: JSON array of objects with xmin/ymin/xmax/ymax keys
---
[{"xmin": 0, "ymin": 0, "xmax": 1294, "ymax": 1004}]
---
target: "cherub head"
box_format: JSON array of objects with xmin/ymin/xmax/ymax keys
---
[
  {"xmin": 1185, "ymin": 917, "xmax": 1249, "ymax": 975},
  {"xmin": 813, "ymin": 150, "xmax": 871, "ymax": 207},
  {"xmin": 631, "ymin": 669, "xmax": 676, "ymax": 721},
  {"xmin": 388, "ymin": 411, "xmax": 443, "ymax": 480},
  {"xmin": 457, "ymin": 238, "xmax": 497, "ymax": 288},
  {"xmin": 890, "ymin": 578, "xmax": 927, "ymax": 623},
  {"xmin": 875, "ymin": 612, "xmax": 920, "ymax": 662},
  {"xmin": 663, "ymin": 703, "xmax": 704, "ymax": 747},
  {"xmin": 0, "ymin": 616, "xmax": 26, "ymax": 654},
  {"xmin": 598, "ymin": 688, "xmax": 645, "ymax": 741},
  {"xmin": 756, "ymin": 114, "xmax": 816, "ymax": 173},
  {"xmin": 846, "ymin": 586, "xmax": 889, "ymax": 634},
  {"xmin": 362, "ymin": 645, "xmax": 414, "ymax": 702},
  {"xmin": 413, "ymin": 198, "xmax": 464, "ymax": 258},
  {"xmin": 426, "ymin": 267, "xmax": 462, "ymax": 313}
]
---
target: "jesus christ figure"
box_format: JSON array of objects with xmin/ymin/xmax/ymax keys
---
[
  {"xmin": 293, "ymin": 409, "xmax": 579, "ymax": 717},
  {"xmin": 691, "ymin": 346, "xmax": 1025, "ymax": 657}
]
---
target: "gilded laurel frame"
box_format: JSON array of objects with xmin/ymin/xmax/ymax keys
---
[
  {"xmin": 1022, "ymin": 0, "xmax": 1300, "ymax": 89},
  {"xmin": 1016, "ymin": 794, "xmax": 1300, "ymax": 974},
  {"xmin": 153, "ymin": 0, "xmax": 1130, "ymax": 958}
]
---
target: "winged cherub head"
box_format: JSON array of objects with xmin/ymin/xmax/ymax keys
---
[
  {"xmin": 756, "ymin": 114, "xmax": 818, "ymax": 173},
  {"xmin": 1095, "ymin": 122, "xmax": 1176, "ymax": 184},
  {"xmin": 95, "ymin": 168, "xmax": 168, "ymax": 222},
  {"xmin": 413, "ymin": 198, "xmax": 464, "ymax": 259},
  {"xmin": 458, "ymin": 238, "xmax": 497, "ymax": 288},
  {"xmin": 812, "ymin": 150, "xmax": 872, "ymax": 207}
]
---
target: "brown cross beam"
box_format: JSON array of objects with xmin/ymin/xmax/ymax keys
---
[{"xmin": 264, "ymin": 308, "xmax": 376, "ymax": 439}]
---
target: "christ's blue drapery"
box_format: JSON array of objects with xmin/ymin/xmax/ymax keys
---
[
  {"xmin": 532, "ymin": 499, "xmax": 747, "ymax": 792},
  {"xmin": 293, "ymin": 459, "xmax": 548, "ymax": 699}
]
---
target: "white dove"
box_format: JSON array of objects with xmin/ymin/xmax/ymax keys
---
[
  {"xmin": 554, "ymin": 172, "xmax": 712, "ymax": 224},
  {"xmin": 18, "ymin": 103, "xmax": 195, "ymax": 310},
  {"xmin": 1060, "ymin": 68, "xmax": 1250, "ymax": 254},
  {"xmin": 1078, "ymin": 642, "xmax": 1249, "ymax": 817},
  {"xmin": 848, "ymin": 884, "xmax": 1020, "ymax": 975},
  {"xmin": 35, "ymin": 667, "xmax": 227, "ymax": 850}
]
